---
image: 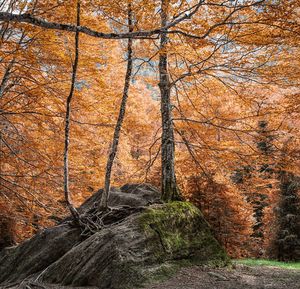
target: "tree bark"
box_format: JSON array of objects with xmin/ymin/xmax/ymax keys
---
[
  {"xmin": 0, "ymin": 32, "xmax": 26, "ymax": 97},
  {"xmin": 0, "ymin": 6, "xmax": 198, "ymax": 39},
  {"xmin": 159, "ymin": 0, "xmax": 180, "ymax": 202},
  {"xmin": 0, "ymin": 58, "xmax": 15, "ymax": 98},
  {"xmin": 99, "ymin": 3, "xmax": 133, "ymax": 210},
  {"xmin": 64, "ymin": 1, "xmax": 80, "ymax": 221}
]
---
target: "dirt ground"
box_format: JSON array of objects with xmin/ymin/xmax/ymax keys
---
[
  {"xmin": 2, "ymin": 264, "xmax": 299, "ymax": 289},
  {"xmin": 144, "ymin": 264, "xmax": 300, "ymax": 289}
]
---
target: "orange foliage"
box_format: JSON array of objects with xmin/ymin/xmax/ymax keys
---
[{"xmin": 0, "ymin": 0, "xmax": 300, "ymax": 259}]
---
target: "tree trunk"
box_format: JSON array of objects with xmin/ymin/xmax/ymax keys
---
[
  {"xmin": 63, "ymin": 1, "xmax": 80, "ymax": 221},
  {"xmin": 0, "ymin": 58, "xmax": 15, "ymax": 97},
  {"xmin": 159, "ymin": 0, "xmax": 180, "ymax": 202},
  {"xmin": 99, "ymin": 2, "xmax": 133, "ymax": 210}
]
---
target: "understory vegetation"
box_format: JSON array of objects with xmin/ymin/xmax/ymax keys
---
[{"xmin": 235, "ymin": 259, "xmax": 300, "ymax": 270}]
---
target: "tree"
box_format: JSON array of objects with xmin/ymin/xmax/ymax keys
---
[
  {"xmin": 64, "ymin": 0, "xmax": 81, "ymax": 221},
  {"xmin": 100, "ymin": 2, "xmax": 134, "ymax": 209},
  {"xmin": 159, "ymin": 0, "xmax": 180, "ymax": 201},
  {"xmin": 251, "ymin": 120, "xmax": 277, "ymax": 256},
  {"xmin": 276, "ymin": 171, "xmax": 300, "ymax": 261}
]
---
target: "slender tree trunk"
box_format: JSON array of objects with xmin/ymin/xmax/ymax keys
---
[
  {"xmin": 159, "ymin": 0, "xmax": 180, "ymax": 201},
  {"xmin": 0, "ymin": 58, "xmax": 14, "ymax": 98},
  {"xmin": 0, "ymin": 32, "xmax": 26, "ymax": 98},
  {"xmin": 99, "ymin": 3, "xmax": 133, "ymax": 210},
  {"xmin": 64, "ymin": 1, "xmax": 80, "ymax": 221}
]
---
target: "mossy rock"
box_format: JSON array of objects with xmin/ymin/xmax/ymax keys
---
[
  {"xmin": 139, "ymin": 202, "xmax": 230, "ymax": 267},
  {"xmin": 39, "ymin": 202, "xmax": 229, "ymax": 288},
  {"xmin": 0, "ymin": 185, "xmax": 229, "ymax": 289}
]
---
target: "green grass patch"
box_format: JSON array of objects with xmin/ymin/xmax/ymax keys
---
[{"xmin": 235, "ymin": 259, "xmax": 300, "ymax": 270}]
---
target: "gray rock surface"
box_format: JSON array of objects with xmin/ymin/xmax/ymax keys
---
[
  {"xmin": 0, "ymin": 184, "xmax": 229, "ymax": 289},
  {"xmin": 78, "ymin": 183, "xmax": 161, "ymax": 213}
]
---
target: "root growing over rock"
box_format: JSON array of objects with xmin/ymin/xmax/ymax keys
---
[{"xmin": 74, "ymin": 204, "xmax": 146, "ymax": 237}]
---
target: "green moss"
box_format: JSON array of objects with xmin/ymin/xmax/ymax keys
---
[
  {"xmin": 83, "ymin": 202, "xmax": 230, "ymax": 289},
  {"xmin": 139, "ymin": 201, "xmax": 230, "ymax": 266}
]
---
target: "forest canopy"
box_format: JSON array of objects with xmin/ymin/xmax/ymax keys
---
[{"xmin": 0, "ymin": 0, "xmax": 299, "ymax": 260}]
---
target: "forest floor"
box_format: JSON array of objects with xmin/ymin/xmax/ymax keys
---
[
  {"xmin": 3, "ymin": 264, "xmax": 299, "ymax": 289},
  {"xmin": 144, "ymin": 263, "xmax": 300, "ymax": 289}
]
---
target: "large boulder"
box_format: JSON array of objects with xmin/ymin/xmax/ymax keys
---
[
  {"xmin": 0, "ymin": 184, "xmax": 229, "ymax": 289},
  {"xmin": 78, "ymin": 183, "xmax": 161, "ymax": 213},
  {"xmin": 0, "ymin": 223, "xmax": 82, "ymax": 284}
]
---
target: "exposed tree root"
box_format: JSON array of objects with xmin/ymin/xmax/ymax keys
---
[{"xmin": 70, "ymin": 204, "xmax": 146, "ymax": 237}]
